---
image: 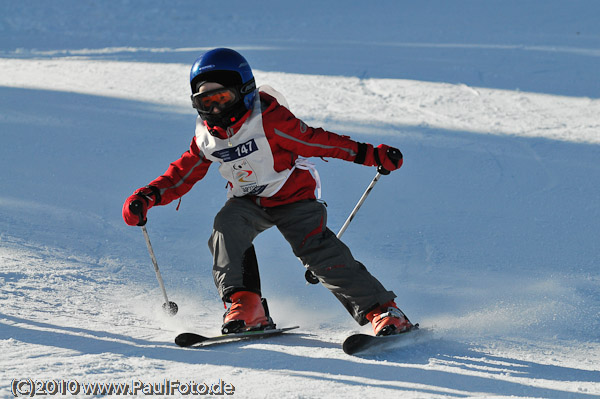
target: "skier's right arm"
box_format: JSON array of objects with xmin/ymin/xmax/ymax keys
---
[
  {"xmin": 261, "ymin": 92, "xmax": 403, "ymax": 172},
  {"xmin": 122, "ymin": 138, "xmax": 211, "ymax": 226}
]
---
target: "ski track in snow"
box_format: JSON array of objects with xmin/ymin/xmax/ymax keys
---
[
  {"xmin": 2, "ymin": 1, "xmax": 600, "ymax": 398},
  {"xmin": 2, "ymin": 240, "xmax": 599, "ymax": 398}
]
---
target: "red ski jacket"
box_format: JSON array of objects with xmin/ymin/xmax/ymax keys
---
[{"xmin": 148, "ymin": 90, "xmax": 371, "ymax": 208}]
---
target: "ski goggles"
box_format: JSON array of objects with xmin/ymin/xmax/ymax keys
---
[{"xmin": 191, "ymin": 88, "xmax": 238, "ymax": 113}]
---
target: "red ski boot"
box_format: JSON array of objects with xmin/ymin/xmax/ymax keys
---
[
  {"xmin": 366, "ymin": 301, "xmax": 414, "ymax": 336},
  {"xmin": 222, "ymin": 291, "xmax": 275, "ymax": 334}
]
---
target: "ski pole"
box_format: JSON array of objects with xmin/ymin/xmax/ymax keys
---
[
  {"xmin": 129, "ymin": 201, "xmax": 179, "ymax": 315},
  {"xmin": 305, "ymin": 160, "xmax": 397, "ymax": 284},
  {"xmin": 337, "ymin": 169, "xmax": 386, "ymax": 238}
]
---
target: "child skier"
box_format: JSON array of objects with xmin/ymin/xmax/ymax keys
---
[{"xmin": 122, "ymin": 48, "xmax": 414, "ymax": 337}]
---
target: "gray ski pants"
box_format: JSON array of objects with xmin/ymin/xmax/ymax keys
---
[{"xmin": 209, "ymin": 197, "xmax": 396, "ymax": 325}]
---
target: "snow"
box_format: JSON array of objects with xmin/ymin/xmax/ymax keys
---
[{"xmin": 1, "ymin": 1, "xmax": 599, "ymax": 398}]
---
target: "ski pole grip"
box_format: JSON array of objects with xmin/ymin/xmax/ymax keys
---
[
  {"xmin": 377, "ymin": 165, "xmax": 391, "ymax": 175},
  {"xmin": 129, "ymin": 200, "xmax": 147, "ymax": 226}
]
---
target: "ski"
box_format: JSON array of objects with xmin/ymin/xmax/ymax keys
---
[
  {"xmin": 175, "ymin": 326, "xmax": 300, "ymax": 348},
  {"xmin": 342, "ymin": 325, "xmax": 424, "ymax": 355}
]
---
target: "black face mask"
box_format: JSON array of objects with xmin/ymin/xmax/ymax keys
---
[{"xmin": 200, "ymin": 98, "xmax": 248, "ymax": 129}]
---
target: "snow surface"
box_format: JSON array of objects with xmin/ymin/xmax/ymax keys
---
[{"xmin": 1, "ymin": 1, "xmax": 599, "ymax": 398}]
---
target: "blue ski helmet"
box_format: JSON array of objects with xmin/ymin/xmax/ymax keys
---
[{"xmin": 190, "ymin": 48, "xmax": 256, "ymax": 115}]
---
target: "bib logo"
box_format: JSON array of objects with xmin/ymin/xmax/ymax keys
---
[{"xmin": 232, "ymin": 160, "xmax": 259, "ymax": 192}]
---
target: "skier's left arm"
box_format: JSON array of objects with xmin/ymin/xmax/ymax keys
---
[{"xmin": 264, "ymin": 99, "xmax": 403, "ymax": 171}]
